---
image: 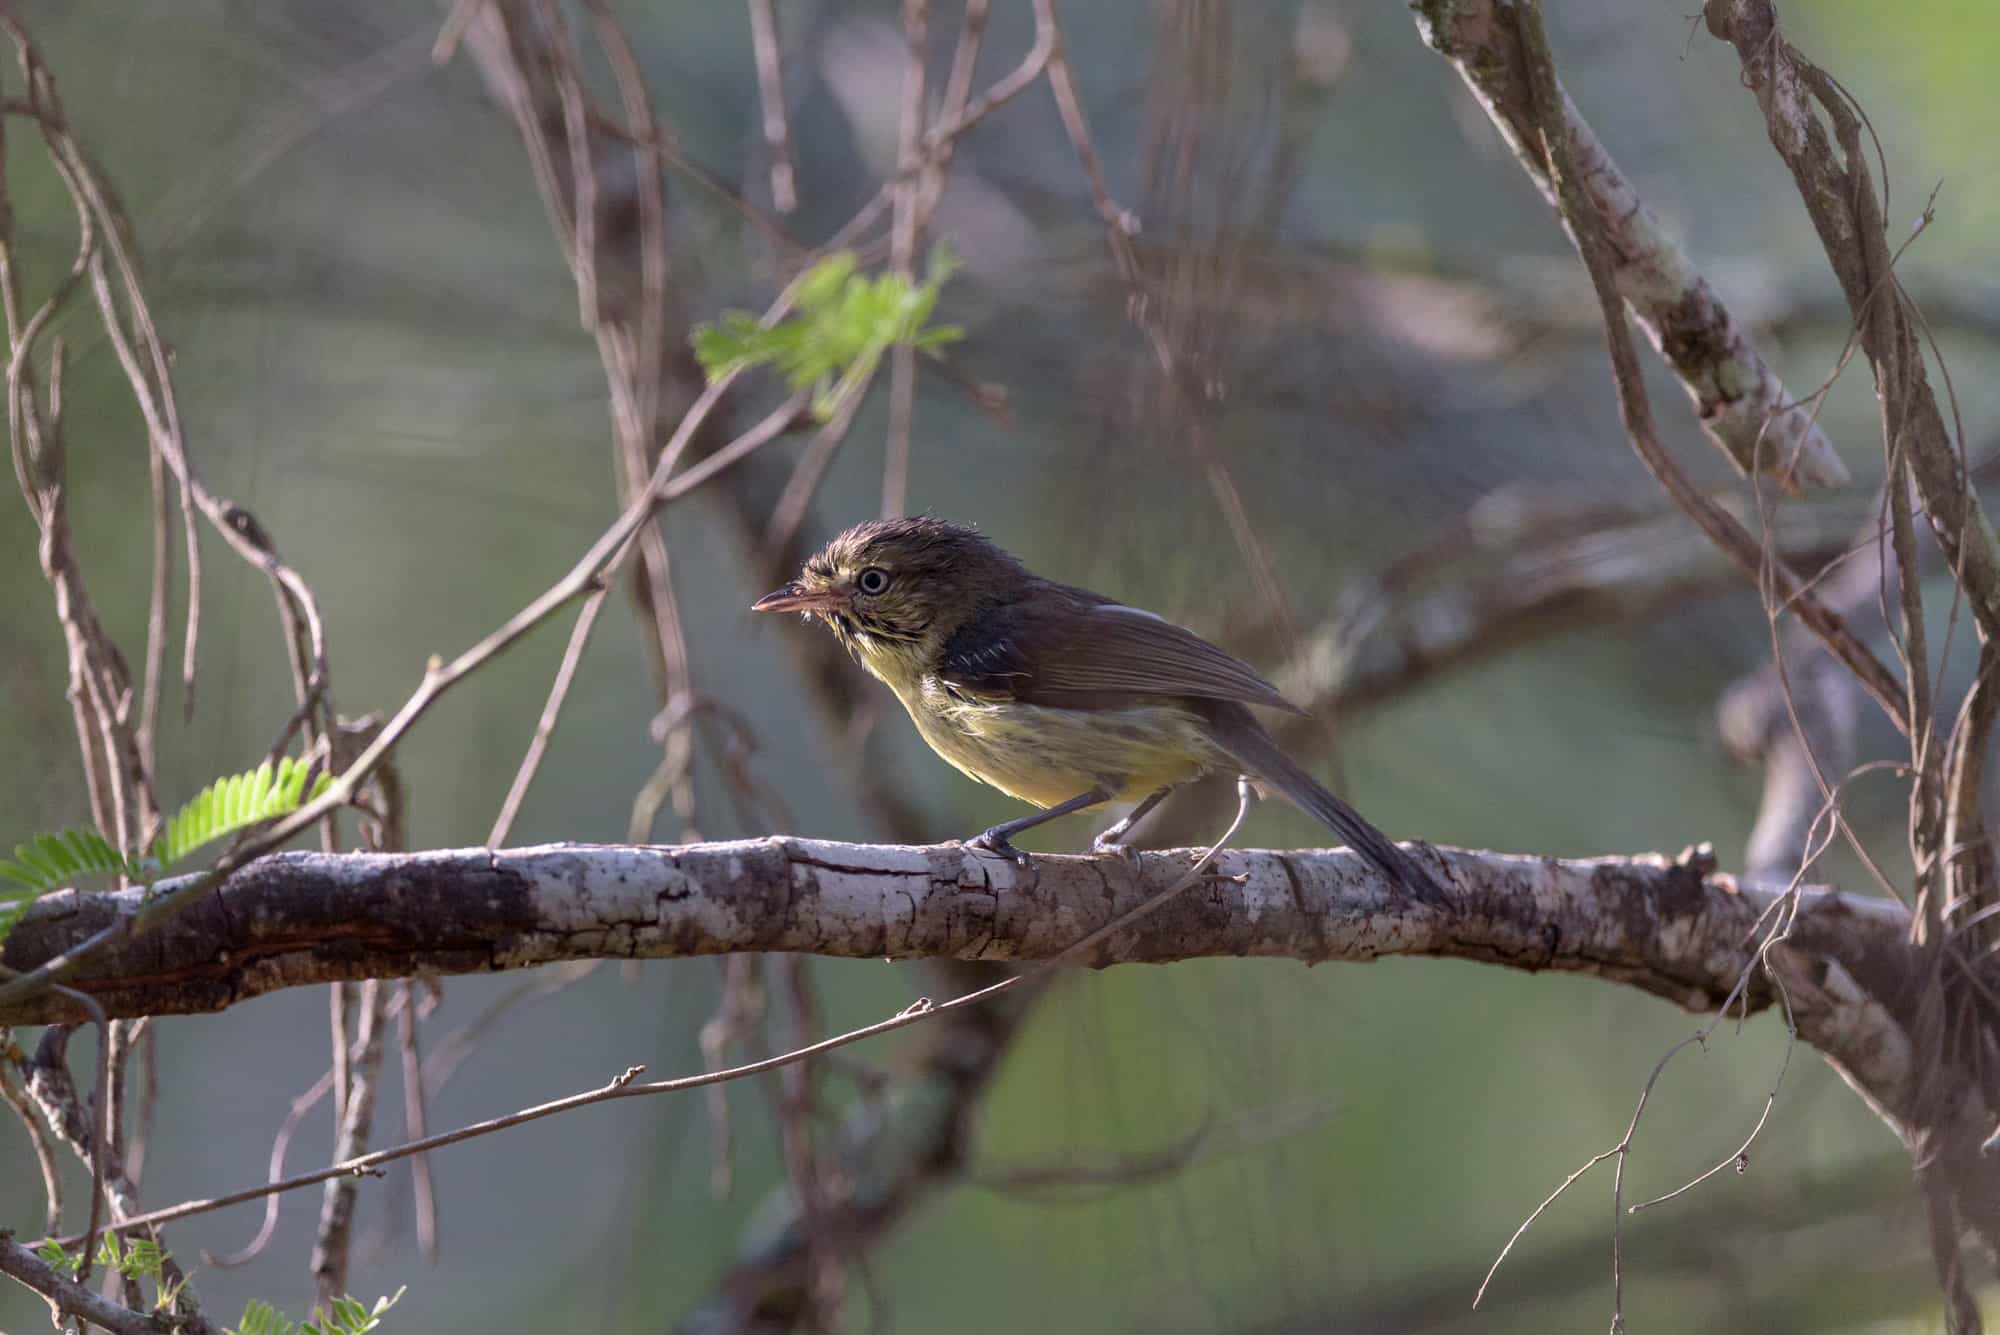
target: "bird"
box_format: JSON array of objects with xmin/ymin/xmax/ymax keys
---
[{"xmin": 751, "ymin": 516, "xmax": 1446, "ymax": 906}]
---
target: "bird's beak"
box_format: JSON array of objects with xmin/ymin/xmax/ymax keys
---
[{"xmin": 751, "ymin": 582, "xmax": 846, "ymax": 614}]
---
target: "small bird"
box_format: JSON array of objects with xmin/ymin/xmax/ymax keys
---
[{"xmin": 752, "ymin": 517, "xmax": 1445, "ymax": 905}]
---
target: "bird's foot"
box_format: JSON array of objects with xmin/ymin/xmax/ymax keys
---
[
  {"xmin": 1090, "ymin": 835, "xmax": 1146, "ymax": 873},
  {"xmin": 967, "ymin": 829, "xmax": 1035, "ymax": 869}
]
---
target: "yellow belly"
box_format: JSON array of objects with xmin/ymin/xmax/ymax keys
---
[{"xmin": 897, "ymin": 679, "xmax": 1219, "ymax": 808}]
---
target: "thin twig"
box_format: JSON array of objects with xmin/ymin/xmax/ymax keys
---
[
  {"xmin": 397, "ymin": 979, "xmax": 439, "ymax": 1264},
  {"xmin": 746, "ymin": 0, "xmax": 798, "ymax": 213},
  {"xmin": 764, "ymin": 377, "xmax": 871, "ymax": 562},
  {"xmin": 138, "ymin": 441, "xmax": 169, "ymax": 764},
  {"xmin": 48, "ymin": 987, "xmax": 108, "ymax": 1288},
  {"xmin": 310, "ymin": 978, "xmax": 385, "ymax": 1306},
  {"xmin": 919, "ymin": 0, "xmax": 990, "ymax": 222},
  {"xmin": 1033, "ymin": 0, "xmax": 1299, "ymax": 664},
  {"xmin": 881, "ymin": 0, "xmax": 930, "ymax": 519},
  {"xmin": 204, "ymin": 1063, "xmax": 337, "ymax": 1269},
  {"xmin": 921, "ymin": 4, "xmax": 1051, "ymax": 153},
  {"xmin": 0, "ymin": 1055, "xmax": 63, "ymax": 1235},
  {"xmin": 488, "ymin": 579, "xmax": 612, "ymax": 848}
]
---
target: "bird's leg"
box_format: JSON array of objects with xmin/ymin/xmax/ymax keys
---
[
  {"xmin": 1090, "ymin": 786, "xmax": 1176, "ymax": 869},
  {"xmin": 968, "ymin": 786, "xmax": 1113, "ymax": 868}
]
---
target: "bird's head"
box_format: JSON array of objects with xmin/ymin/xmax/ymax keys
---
[{"xmin": 752, "ymin": 517, "xmax": 1023, "ymax": 681}]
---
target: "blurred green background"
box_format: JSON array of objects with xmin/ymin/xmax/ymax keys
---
[{"xmin": 2, "ymin": 0, "xmax": 1997, "ymax": 1330}]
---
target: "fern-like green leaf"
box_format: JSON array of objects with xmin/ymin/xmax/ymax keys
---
[
  {"xmin": 0, "ymin": 888, "xmax": 34, "ymax": 937},
  {"xmin": 0, "ymin": 827, "xmax": 133, "ymax": 893},
  {"xmin": 231, "ymin": 1299, "xmax": 297, "ymax": 1335},
  {"xmin": 153, "ymin": 756, "xmax": 330, "ymax": 868},
  {"xmin": 0, "ymin": 755, "xmax": 330, "ymax": 951}
]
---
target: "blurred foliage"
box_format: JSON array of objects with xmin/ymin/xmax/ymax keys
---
[
  {"xmin": 1, "ymin": 1, "xmax": 1996, "ymax": 1333},
  {"xmin": 228, "ymin": 1288, "xmax": 405, "ymax": 1335},
  {"xmin": 693, "ymin": 246, "xmax": 963, "ymax": 418}
]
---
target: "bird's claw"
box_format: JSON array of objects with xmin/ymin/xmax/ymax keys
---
[
  {"xmin": 1091, "ymin": 837, "xmax": 1146, "ymax": 873},
  {"xmin": 968, "ymin": 830, "xmax": 1035, "ymax": 869}
]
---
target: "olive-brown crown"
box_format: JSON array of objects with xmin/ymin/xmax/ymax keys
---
[{"xmin": 796, "ymin": 516, "xmax": 1027, "ymax": 645}]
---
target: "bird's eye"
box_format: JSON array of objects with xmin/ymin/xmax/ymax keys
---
[{"xmin": 856, "ymin": 567, "xmax": 890, "ymax": 595}]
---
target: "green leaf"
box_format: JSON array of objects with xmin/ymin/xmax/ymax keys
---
[
  {"xmin": 0, "ymin": 754, "xmax": 331, "ymax": 950},
  {"xmin": 796, "ymin": 251, "xmax": 858, "ymax": 309},
  {"xmin": 0, "ymin": 828, "xmax": 131, "ymax": 893},
  {"xmin": 119, "ymin": 1235, "xmax": 165, "ymax": 1282},
  {"xmin": 0, "ymin": 887, "xmax": 34, "ymax": 937},
  {"xmin": 231, "ymin": 1299, "xmax": 297, "ymax": 1335},
  {"xmin": 153, "ymin": 755, "xmax": 328, "ymax": 868},
  {"xmin": 93, "ymin": 1233, "xmax": 123, "ymax": 1269},
  {"xmin": 35, "ymin": 1238, "xmax": 82, "ymax": 1278},
  {"xmin": 261, "ymin": 1285, "xmax": 406, "ymax": 1335},
  {"xmin": 689, "ymin": 246, "xmax": 965, "ymax": 409}
]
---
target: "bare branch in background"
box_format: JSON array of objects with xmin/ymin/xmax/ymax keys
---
[
  {"xmin": 1718, "ymin": 447, "xmax": 2000, "ymax": 886},
  {"xmin": 487, "ymin": 579, "xmax": 612, "ymax": 849},
  {"xmin": 0, "ymin": 1055, "xmax": 63, "ymax": 1237},
  {"xmin": 1039, "ymin": 0, "xmax": 1301, "ymax": 663},
  {"xmin": 747, "ymin": 0, "xmax": 799, "ymax": 213},
  {"xmin": 881, "ymin": 0, "xmax": 930, "ymax": 520},
  {"xmin": 13, "ymin": 1025, "xmax": 211, "ymax": 1330},
  {"xmin": 1409, "ymin": 0, "xmax": 1848, "ymax": 492},
  {"xmin": 1251, "ymin": 1154, "xmax": 1926, "ymax": 1333},
  {"xmin": 1697, "ymin": 3, "xmax": 2000, "ymax": 1311},
  {"xmin": 1276, "ymin": 485, "xmax": 1864, "ymax": 714},
  {"xmin": 1703, "ymin": 1, "xmax": 1996, "ymax": 630},
  {"xmin": 309, "ymin": 979, "xmax": 385, "ymax": 1308},
  {"xmin": 1414, "ymin": 0, "xmax": 1911, "ymax": 737},
  {"xmin": 679, "ymin": 957, "xmax": 1042, "ymax": 1335}
]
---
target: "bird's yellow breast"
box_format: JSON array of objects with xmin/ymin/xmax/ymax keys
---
[
  {"xmin": 894, "ymin": 678, "xmax": 1219, "ymax": 808},
  {"xmin": 837, "ymin": 619, "xmax": 1221, "ymax": 806}
]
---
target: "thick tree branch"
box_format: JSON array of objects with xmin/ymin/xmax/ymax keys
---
[{"xmin": 0, "ymin": 840, "xmax": 1894, "ymax": 1030}]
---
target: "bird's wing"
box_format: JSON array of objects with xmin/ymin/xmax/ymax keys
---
[{"xmin": 935, "ymin": 591, "xmax": 1304, "ymax": 714}]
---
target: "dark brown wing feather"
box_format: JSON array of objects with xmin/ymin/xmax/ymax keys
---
[{"xmin": 936, "ymin": 584, "xmax": 1303, "ymax": 714}]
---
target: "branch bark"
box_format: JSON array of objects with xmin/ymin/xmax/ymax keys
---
[{"xmin": 0, "ymin": 841, "xmax": 1895, "ymax": 1041}]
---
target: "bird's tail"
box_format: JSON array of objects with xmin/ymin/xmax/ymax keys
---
[{"xmin": 1205, "ymin": 708, "xmax": 1450, "ymax": 909}]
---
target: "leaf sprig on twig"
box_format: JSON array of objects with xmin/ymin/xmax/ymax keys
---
[
  {"xmin": 692, "ymin": 247, "xmax": 963, "ymax": 420},
  {"xmin": 0, "ymin": 756, "xmax": 331, "ymax": 936}
]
